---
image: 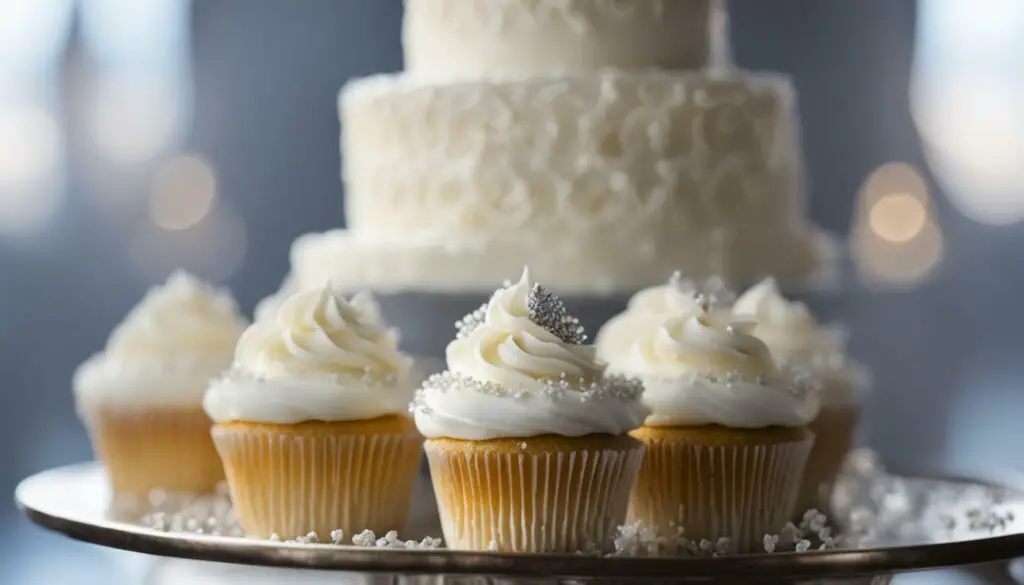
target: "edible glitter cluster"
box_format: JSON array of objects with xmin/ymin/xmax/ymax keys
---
[
  {"xmin": 411, "ymin": 371, "xmax": 644, "ymax": 415},
  {"xmin": 453, "ymin": 281, "xmax": 586, "ymax": 345},
  {"xmin": 526, "ymin": 283, "xmax": 586, "ymax": 344}
]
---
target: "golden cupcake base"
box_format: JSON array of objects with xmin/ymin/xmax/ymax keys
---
[
  {"xmin": 84, "ymin": 406, "xmax": 224, "ymax": 498},
  {"xmin": 212, "ymin": 415, "xmax": 423, "ymax": 540},
  {"xmin": 425, "ymin": 434, "xmax": 644, "ymax": 553},
  {"xmin": 795, "ymin": 403, "xmax": 861, "ymax": 517},
  {"xmin": 629, "ymin": 424, "xmax": 814, "ymax": 553}
]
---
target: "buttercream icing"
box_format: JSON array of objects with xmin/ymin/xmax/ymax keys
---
[
  {"xmin": 610, "ymin": 310, "xmax": 820, "ymax": 428},
  {"xmin": 412, "ymin": 268, "xmax": 648, "ymax": 440},
  {"xmin": 595, "ymin": 273, "xmax": 734, "ymax": 363},
  {"xmin": 73, "ymin": 271, "xmax": 248, "ymax": 412},
  {"xmin": 733, "ymin": 278, "xmax": 867, "ymax": 406},
  {"xmin": 203, "ymin": 285, "xmax": 415, "ymax": 424}
]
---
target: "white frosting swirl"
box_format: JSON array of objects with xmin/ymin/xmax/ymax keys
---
[
  {"xmin": 203, "ymin": 285, "xmax": 415, "ymax": 424},
  {"xmin": 611, "ymin": 311, "xmax": 820, "ymax": 428},
  {"xmin": 595, "ymin": 275, "xmax": 734, "ymax": 363},
  {"xmin": 733, "ymin": 278, "xmax": 866, "ymax": 405},
  {"xmin": 414, "ymin": 268, "xmax": 649, "ymax": 440},
  {"xmin": 73, "ymin": 271, "xmax": 248, "ymax": 411}
]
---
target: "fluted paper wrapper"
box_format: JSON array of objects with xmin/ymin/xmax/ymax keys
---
[
  {"xmin": 629, "ymin": 425, "xmax": 813, "ymax": 553},
  {"xmin": 212, "ymin": 418, "xmax": 423, "ymax": 540},
  {"xmin": 795, "ymin": 403, "xmax": 861, "ymax": 517},
  {"xmin": 83, "ymin": 407, "xmax": 224, "ymax": 498},
  {"xmin": 425, "ymin": 435, "xmax": 644, "ymax": 553}
]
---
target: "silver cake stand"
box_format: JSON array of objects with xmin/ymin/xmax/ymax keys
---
[{"xmin": 14, "ymin": 451, "xmax": 1024, "ymax": 584}]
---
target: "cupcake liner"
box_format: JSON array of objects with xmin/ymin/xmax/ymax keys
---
[
  {"xmin": 425, "ymin": 435, "xmax": 645, "ymax": 553},
  {"xmin": 83, "ymin": 407, "xmax": 223, "ymax": 498},
  {"xmin": 795, "ymin": 403, "xmax": 861, "ymax": 517},
  {"xmin": 212, "ymin": 418, "xmax": 423, "ymax": 540},
  {"xmin": 629, "ymin": 425, "xmax": 813, "ymax": 553}
]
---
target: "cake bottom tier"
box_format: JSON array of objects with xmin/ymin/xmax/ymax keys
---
[{"xmin": 290, "ymin": 226, "xmax": 836, "ymax": 298}]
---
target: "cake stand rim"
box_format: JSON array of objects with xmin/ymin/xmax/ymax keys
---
[{"xmin": 15, "ymin": 462, "xmax": 1024, "ymax": 580}]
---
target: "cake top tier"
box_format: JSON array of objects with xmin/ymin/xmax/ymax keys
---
[{"xmin": 403, "ymin": 0, "xmax": 715, "ymax": 79}]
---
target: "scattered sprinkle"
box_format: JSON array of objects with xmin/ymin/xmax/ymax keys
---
[
  {"xmin": 411, "ymin": 371, "xmax": 644, "ymax": 415},
  {"xmin": 330, "ymin": 528, "xmax": 344, "ymax": 544},
  {"xmin": 134, "ymin": 449, "xmax": 1018, "ymax": 559}
]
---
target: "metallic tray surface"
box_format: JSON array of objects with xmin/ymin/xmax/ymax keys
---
[{"xmin": 15, "ymin": 460, "xmax": 1024, "ymax": 582}]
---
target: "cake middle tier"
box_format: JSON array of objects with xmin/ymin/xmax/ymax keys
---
[{"xmin": 341, "ymin": 70, "xmax": 808, "ymax": 248}]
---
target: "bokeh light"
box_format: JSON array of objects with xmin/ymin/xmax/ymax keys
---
[
  {"xmin": 853, "ymin": 216, "xmax": 944, "ymax": 287},
  {"xmin": 912, "ymin": 0, "xmax": 1024, "ymax": 226},
  {"xmin": 851, "ymin": 162, "xmax": 944, "ymax": 288},
  {"xmin": 0, "ymin": 103, "xmax": 59, "ymax": 187},
  {"xmin": 87, "ymin": 76, "xmax": 183, "ymax": 164},
  {"xmin": 148, "ymin": 154, "xmax": 217, "ymax": 231},
  {"xmin": 80, "ymin": 0, "xmax": 192, "ymax": 164},
  {"xmin": 0, "ymin": 0, "xmax": 74, "ymax": 78},
  {"xmin": 0, "ymin": 102, "xmax": 62, "ymax": 238},
  {"xmin": 868, "ymin": 193, "xmax": 927, "ymax": 244},
  {"xmin": 129, "ymin": 200, "xmax": 247, "ymax": 283}
]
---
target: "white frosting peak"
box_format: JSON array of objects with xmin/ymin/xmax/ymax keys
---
[
  {"xmin": 626, "ymin": 312, "xmax": 775, "ymax": 381},
  {"xmin": 237, "ymin": 286, "xmax": 409, "ymax": 381},
  {"xmin": 609, "ymin": 309, "xmax": 820, "ymax": 429},
  {"xmin": 595, "ymin": 274, "xmax": 734, "ymax": 363},
  {"xmin": 733, "ymin": 278, "xmax": 818, "ymax": 346},
  {"xmin": 203, "ymin": 285, "xmax": 415, "ymax": 424},
  {"xmin": 447, "ymin": 268, "xmax": 600, "ymax": 390},
  {"xmin": 73, "ymin": 271, "xmax": 248, "ymax": 411},
  {"xmin": 413, "ymin": 269, "xmax": 648, "ymax": 440},
  {"xmin": 733, "ymin": 278, "xmax": 865, "ymax": 406}
]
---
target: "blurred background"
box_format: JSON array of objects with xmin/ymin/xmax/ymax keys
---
[{"xmin": 1, "ymin": 0, "xmax": 1023, "ymax": 583}]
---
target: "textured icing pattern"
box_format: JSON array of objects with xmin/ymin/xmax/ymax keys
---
[
  {"xmin": 403, "ymin": 0, "xmax": 711, "ymax": 77},
  {"xmin": 335, "ymin": 70, "xmax": 827, "ymax": 291},
  {"xmin": 343, "ymin": 72, "xmax": 803, "ymax": 243}
]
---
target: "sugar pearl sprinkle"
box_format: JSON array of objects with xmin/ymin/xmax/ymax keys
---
[
  {"xmin": 410, "ymin": 371, "xmax": 644, "ymax": 415},
  {"xmin": 215, "ymin": 363, "xmax": 401, "ymax": 390},
  {"xmin": 642, "ymin": 364, "xmax": 821, "ymax": 401}
]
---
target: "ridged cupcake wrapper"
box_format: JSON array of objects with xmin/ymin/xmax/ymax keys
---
[
  {"xmin": 796, "ymin": 404, "xmax": 861, "ymax": 517},
  {"xmin": 83, "ymin": 407, "xmax": 223, "ymax": 499},
  {"xmin": 629, "ymin": 433, "xmax": 813, "ymax": 553},
  {"xmin": 212, "ymin": 425, "xmax": 423, "ymax": 540},
  {"xmin": 425, "ymin": 441, "xmax": 645, "ymax": 553}
]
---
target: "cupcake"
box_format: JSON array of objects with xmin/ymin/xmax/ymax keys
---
[
  {"xmin": 733, "ymin": 278, "xmax": 869, "ymax": 516},
  {"xmin": 73, "ymin": 271, "xmax": 247, "ymax": 498},
  {"xmin": 203, "ymin": 284, "xmax": 422, "ymax": 540},
  {"xmin": 609, "ymin": 308, "xmax": 820, "ymax": 552},
  {"xmin": 595, "ymin": 273, "xmax": 734, "ymax": 364},
  {"xmin": 412, "ymin": 268, "xmax": 649, "ymax": 553}
]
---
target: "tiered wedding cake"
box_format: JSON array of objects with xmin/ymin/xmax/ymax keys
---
[{"xmin": 287, "ymin": 0, "xmax": 833, "ymax": 297}]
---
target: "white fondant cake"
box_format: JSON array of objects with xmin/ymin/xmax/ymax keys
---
[
  {"xmin": 403, "ymin": 0, "xmax": 712, "ymax": 78},
  {"xmin": 288, "ymin": 0, "xmax": 834, "ymax": 296}
]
